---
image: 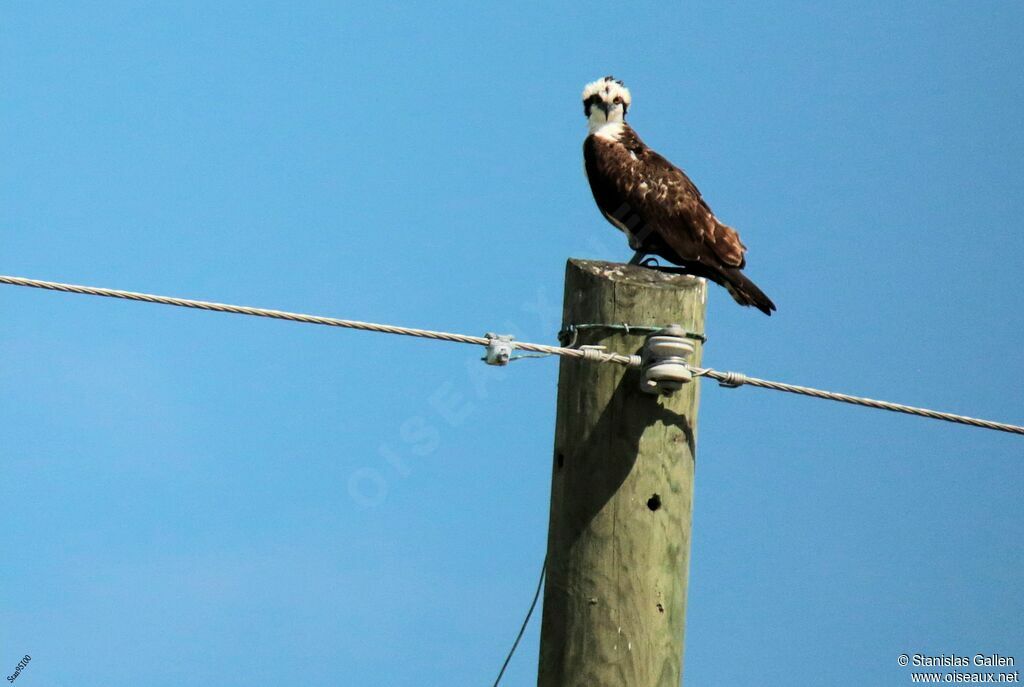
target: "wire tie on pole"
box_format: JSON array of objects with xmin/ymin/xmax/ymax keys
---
[
  {"xmin": 557, "ymin": 324, "xmax": 578, "ymax": 348},
  {"xmin": 558, "ymin": 322, "xmax": 707, "ymax": 344}
]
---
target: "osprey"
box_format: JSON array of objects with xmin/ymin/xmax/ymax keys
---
[{"xmin": 582, "ymin": 76, "xmax": 776, "ymax": 315}]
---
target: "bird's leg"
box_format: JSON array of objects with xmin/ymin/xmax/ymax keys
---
[
  {"xmin": 627, "ymin": 250, "xmax": 646, "ymax": 266},
  {"xmin": 648, "ymin": 264, "xmax": 695, "ymax": 275}
]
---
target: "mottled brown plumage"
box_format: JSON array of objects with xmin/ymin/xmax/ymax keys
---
[{"xmin": 581, "ymin": 76, "xmax": 775, "ymax": 315}]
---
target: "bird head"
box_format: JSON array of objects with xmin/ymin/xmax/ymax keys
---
[{"xmin": 582, "ymin": 76, "xmax": 631, "ymax": 131}]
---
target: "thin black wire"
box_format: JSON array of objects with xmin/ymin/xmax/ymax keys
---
[
  {"xmin": 558, "ymin": 322, "xmax": 707, "ymax": 345},
  {"xmin": 492, "ymin": 556, "xmax": 547, "ymax": 687}
]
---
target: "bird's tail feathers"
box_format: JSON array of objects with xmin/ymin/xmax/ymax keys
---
[
  {"xmin": 718, "ymin": 267, "xmax": 776, "ymax": 316},
  {"xmin": 642, "ymin": 261, "xmax": 777, "ymax": 316}
]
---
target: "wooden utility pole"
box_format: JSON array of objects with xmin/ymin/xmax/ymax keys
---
[{"xmin": 537, "ymin": 259, "xmax": 706, "ymax": 687}]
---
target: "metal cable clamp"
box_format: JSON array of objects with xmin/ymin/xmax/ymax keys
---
[{"xmin": 483, "ymin": 333, "xmax": 515, "ymax": 366}]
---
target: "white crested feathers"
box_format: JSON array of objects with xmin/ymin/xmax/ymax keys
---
[
  {"xmin": 583, "ymin": 76, "xmax": 632, "ymax": 135},
  {"xmin": 581, "ymin": 76, "xmax": 632, "ymax": 107}
]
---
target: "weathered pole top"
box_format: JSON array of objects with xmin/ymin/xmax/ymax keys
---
[{"xmin": 567, "ymin": 258, "xmax": 707, "ymax": 293}]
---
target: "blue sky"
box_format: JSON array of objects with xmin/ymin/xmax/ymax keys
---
[{"xmin": 2, "ymin": 2, "xmax": 1022, "ymax": 685}]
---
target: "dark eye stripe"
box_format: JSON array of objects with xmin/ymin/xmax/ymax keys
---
[{"xmin": 582, "ymin": 92, "xmax": 630, "ymax": 116}]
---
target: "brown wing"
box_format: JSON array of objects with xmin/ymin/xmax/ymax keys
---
[{"xmin": 594, "ymin": 127, "xmax": 746, "ymax": 268}]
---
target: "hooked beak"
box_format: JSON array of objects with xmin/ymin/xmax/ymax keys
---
[{"xmin": 595, "ymin": 101, "xmax": 610, "ymax": 116}]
